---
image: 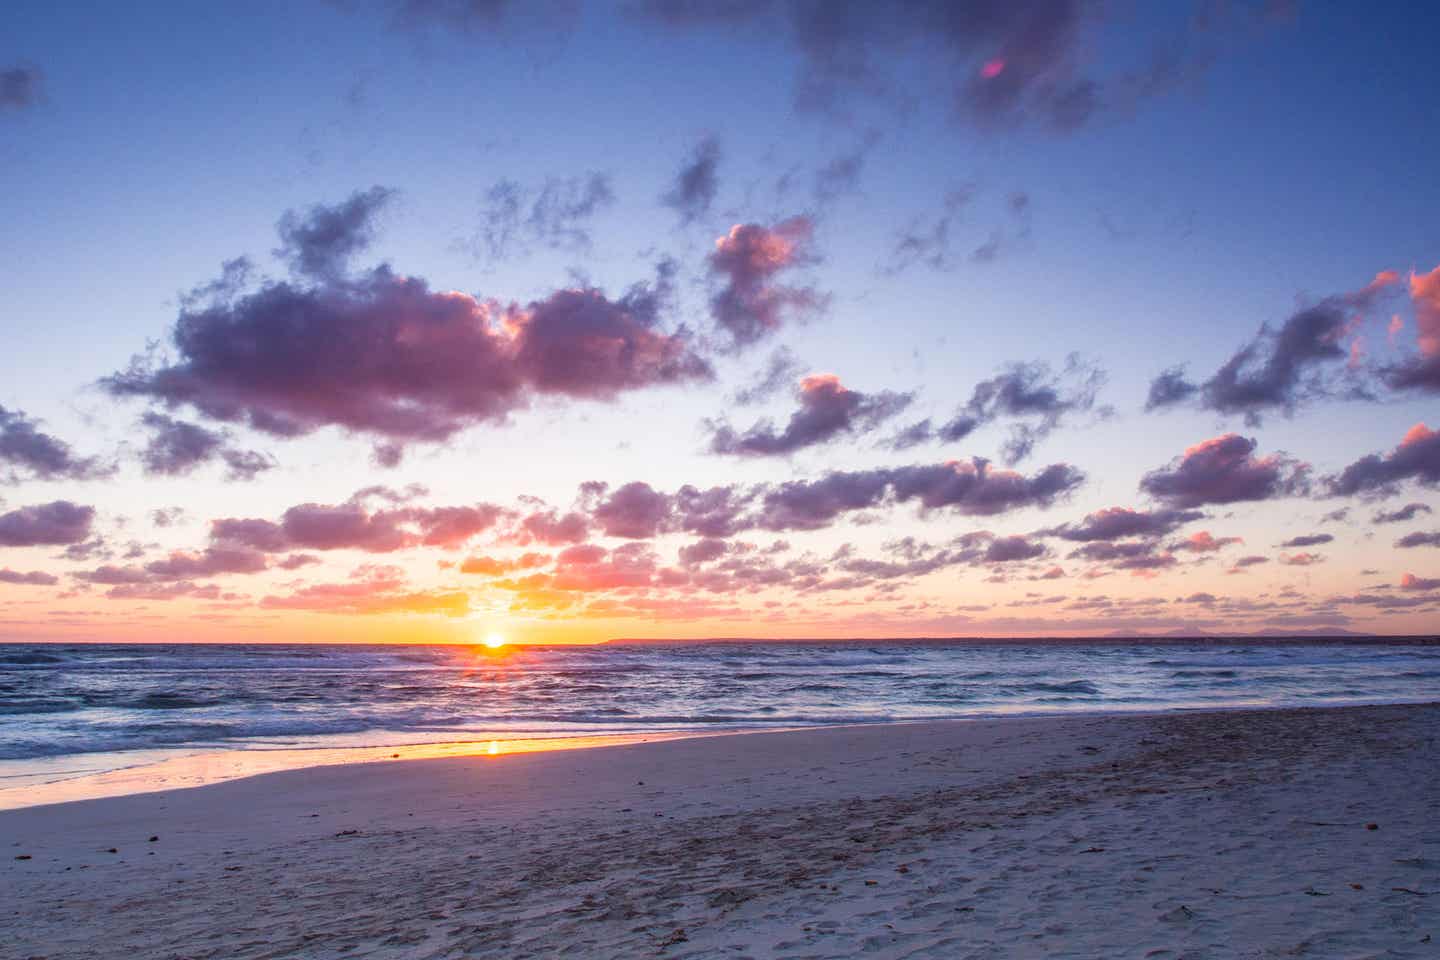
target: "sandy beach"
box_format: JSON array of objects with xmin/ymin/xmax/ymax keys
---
[{"xmin": 3, "ymin": 703, "xmax": 1437, "ymax": 959}]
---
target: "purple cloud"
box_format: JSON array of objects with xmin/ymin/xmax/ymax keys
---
[
  {"xmin": 104, "ymin": 198, "xmax": 711, "ymax": 460},
  {"xmin": 1140, "ymin": 434, "xmax": 1309, "ymax": 507},
  {"xmin": 138, "ymin": 412, "xmax": 274, "ymax": 482},
  {"xmin": 1326, "ymin": 423, "xmax": 1440, "ymax": 498},
  {"xmin": 1373, "ymin": 502, "xmax": 1433, "ymax": 524},
  {"xmin": 0, "ymin": 568, "xmax": 58, "ymax": 586},
  {"xmin": 708, "ymin": 373, "xmax": 912, "ymax": 456},
  {"xmin": 1, "ymin": 66, "xmax": 41, "ymax": 111},
  {"xmin": 708, "ymin": 217, "xmax": 823, "ymax": 349},
  {"xmin": 0, "ymin": 501, "xmax": 96, "ymax": 547},
  {"xmin": 0, "ymin": 404, "xmax": 109, "ymax": 484},
  {"xmin": 661, "ymin": 135, "xmax": 721, "ymax": 225}
]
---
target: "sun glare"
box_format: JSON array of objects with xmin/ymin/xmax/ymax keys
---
[{"xmin": 483, "ymin": 632, "xmax": 506, "ymax": 649}]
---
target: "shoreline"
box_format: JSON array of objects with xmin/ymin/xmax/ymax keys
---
[
  {"xmin": 6, "ymin": 694, "xmax": 1440, "ymax": 811},
  {"xmin": 4, "ymin": 701, "xmax": 1437, "ymax": 958}
]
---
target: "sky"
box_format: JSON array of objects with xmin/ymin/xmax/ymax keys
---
[{"xmin": 2, "ymin": 0, "xmax": 1440, "ymax": 645}]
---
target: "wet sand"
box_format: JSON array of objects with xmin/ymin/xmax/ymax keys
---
[{"xmin": 3, "ymin": 703, "xmax": 1437, "ymax": 958}]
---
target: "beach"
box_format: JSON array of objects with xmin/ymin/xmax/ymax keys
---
[{"xmin": 3, "ymin": 702, "xmax": 1437, "ymax": 958}]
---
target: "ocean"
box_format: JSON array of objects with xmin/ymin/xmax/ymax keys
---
[{"xmin": 3, "ymin": 640, "xmax": 1438, "ymax": 770}]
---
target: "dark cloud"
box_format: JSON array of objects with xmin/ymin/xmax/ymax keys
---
[
  {"xmin": 1373, "ymin": 502, "xmax": 1433, "ymax": 524},
  {"xmin": 707, "ymin": 373, "xmax": 912, "ymax": 456},
  {"xmin": 275, "ymin": 186, "xmax": 395, "ymax": 280},
  {"xmin": 1068, "ymin": 539, "xmax": 1177, "ymax": 572},
  {"xmin": 1039, "ymin": 505, "xmax": 1203, "ymax": 542},
  {"xmin": 1144, "ymin": 365, "xmax": 1199, "ymax": 411},
  {"xmin": 661, "ymin": 135, "xmax": 721, "ymax": 225},
  {"xmin": 1146, "ymin": 272, "xmax": 1402, "ymax": 423},
  {"xmin": 1279, "ymin": 533, "xmax": 1333, "ymax": 548},
  {"xmin": 633, "ymin": 0, "xmax": 1274, "ymax": 130},
  {"xmin": 138, "ymin": 412, "xmax": 275, "ymax": 482},
  {"xmin": 1228, "ymin": 554, "xmax": 1270, "ymax": 572},
  {"xmin": 0, "ymin": 66, "xmax": 41, "ymax": 112},
  {"xmin": 0, "ymin": 404, "xmax": 109, "ymax": 484},
  {"xmin": 708, "ymin": 217, "xmax": 824, "ymax": 349},
  {"xmin": 0, "ymin": 501, "xmax": 96, "ymax": 547},
  {"xmin": 1395, "ymin": 531, "xmax": 1440, "ymax": 549},
  {"xmin": 756, "ymin": 459, "xmax": 1084, "ymax": 531},
  {"xmin": 0, "ymin": 568, "xmax": 58, "ymax": 586},
  {"xmin": 983, "ymin": 534, "xmax": 1046, "ymax": 563},
  {"xmin": 897, "ymin": 356, "xmax": 1107, "ymax": 463},
  {"xmin": 465, "ymin": 174, "xmax": 614, "ymax": 263},
  {"xmin": 105, "ymin": 208, "xmax": 711, "ymax": 459},
  {"xmin": 1325, "ymin": 423, "xmax": 1440, "ymax": 499},
  {"xmin": 1140, "ymin": 433, "xmax": 1309, "ymax": 508}
]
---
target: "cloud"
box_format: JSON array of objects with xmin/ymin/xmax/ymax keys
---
[
  {"xmin": 1373, "ymin": 502, "xmax": 1432, "ymax": 524},
  {"xmin": 707, "ymin": 373, "xmax": 912, "ymax": 456},
  {"xmin": 0, "ymin": 404, "xmax": 110, "ymax": 484},
  {"xmin": 511, "ymin": 509, "xmax": 590, "ymax": 546},
  {"xmin": 104, "ymin": 202, "xmax": 711, "ymax": 459},
  {"xmin": 633, "ymin": 0, "xmax": 1283, "ymax": 130},
  {"xmin": 1396, "ymin": 531, "xmax": 1440, "ymax": 549},
  {"xmin": 1400, "ymin": 573, "xmax": 1440, "ymax": 591},
  {"xmin": 464, "ymin": 174, "xmax": 614, "ymax": 263},
  {"xmin": 1145, "ymin": 271, "xmax": 1402, "ymax": 423},
  {"xmin": 708, "ymin": 217, "xmax": 824, "ymax": 349},
  {"xmin": 460, "ymin": 552, "xmax": 548, "ymax": 576},
  {"xmin": 885, "ymin": 187, "xmax": 974, "ymax": 273},
  {"xmin": 0, "ymin": 568, "xmax": 58, "ymax": 586},
  {"xmin": 1039, "ymin": 506, "xmax": 1203, "ymax": 542},
  {"xmin": 1067, "ymin": 539, "xmax": 1177, "ymax": 572},
  {"xmin": 661, "ymin": 135, "xmax": 721, "ymax": 225},
  {"xmin": 730, "ymin": 346, "xmax": 803, "ymax": 406},
  {"xmin": 811, "ymin": 130, "xmax": 881, "ymax": 207},
  {"xmin": 896, "ymin": 356, "xmax": 1108, "ymax": 463},
  {"xmin": 0, "ymin": 501, "xmax": 96, "ymax": 547},
  {"xmin": 0, "ymin": 66, "xmax": 41, "ymax": 112},
  {"xmin": 1227, "ymin": 554, "xmax": 1270, "ymax": 573},
  {"xmin": 1325, "ymin": 423, "xmax": 1440, "ymax": 498},
  {"xmin": 1140, "ymin": 434, "xmax": 1309, "ymax": 507},
  {"xmin": 275, "ymin": 186, "xmax": 395, "ymax": 280},
  {"xmin": 138, "ymin": 412, "xmax": 275, "ymax": 481},
  {"xmin": 1278, "ymin": 551, "xmax": 1323, "ymax": 566},
  {"xmin": 1386, "ymin": 266, "xmax": 1440, "ymax": 391},
  {"xmin": 261, "ymin": 563, "xmax": 469, "ymax": 616},
  {"xmin": 1144, "ymin": 365, "xmax": 1199, "ymax": 411},
  {"xmin": 1279, "ymin": 533, "xmax": 1333, "ymax": 548},
  {"xmin": 211, "ymin": 490, "xmax": 505, "ymax": 553},
  {"xmin": 1177, "ymin": 531, "xmax": 1242, "ymax": 553},
  {"xmin": 77, "ymin": 544, "xmax": 273, "ymax": 587},
  {"xmin": 756, "ymin": 459, "xmax": 1084, "ymax": 530},
  {"xmin": 586, "ymin": 481, "xmax": 673, "ymax": 539}
]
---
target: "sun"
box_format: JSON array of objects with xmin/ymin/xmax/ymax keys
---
[{"xmin": 483, "ymin": 632, "xmax": 506, "ymax": 649}]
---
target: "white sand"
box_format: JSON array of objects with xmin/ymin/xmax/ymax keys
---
[{"xmin": 3, "ymin": 703, "xmax": 1437, "ymax": 958}]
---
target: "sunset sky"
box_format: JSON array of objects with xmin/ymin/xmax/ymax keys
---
[{"xmin": 3, "ymin": 1, "xmax": 1439, "ymax": 644}]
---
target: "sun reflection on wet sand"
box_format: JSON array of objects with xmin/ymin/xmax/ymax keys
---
[{"xmin": 0, "ymin": 731, "xmax": 703, "ymax": 811}]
